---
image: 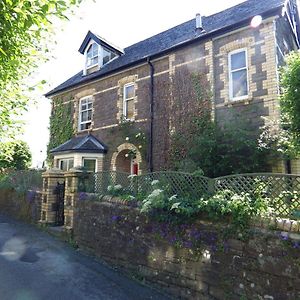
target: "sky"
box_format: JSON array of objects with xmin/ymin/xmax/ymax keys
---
[{"xmin": 22, "ymin": 0, "xmax": 248, "ymax": 168}]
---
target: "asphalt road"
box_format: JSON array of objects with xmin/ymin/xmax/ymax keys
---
[{"xmin": 0, "ymin": 214, "xmax": 170, "ymax": 300}]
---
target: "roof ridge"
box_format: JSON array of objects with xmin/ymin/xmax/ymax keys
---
[{"xmin": 46, "ymin": 0, "xmax": 287, "ymax": 97}]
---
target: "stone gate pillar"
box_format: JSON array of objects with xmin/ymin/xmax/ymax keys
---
[
  {"xmin": 64, "ymin": 169, "xmax": 90, "ymax": 229},
  {"xmin": 40, "ymin": 169, "xmax": 65, "ymax": 225}
]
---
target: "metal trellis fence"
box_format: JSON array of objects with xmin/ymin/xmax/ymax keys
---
[{"xmin": 78, "ymin": 171, "xmax": 300, "ymax": 219}]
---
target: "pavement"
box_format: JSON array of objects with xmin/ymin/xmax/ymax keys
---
[{"xmin": 0, "ymin": 214, "xmax": 171, "ymax": 300}]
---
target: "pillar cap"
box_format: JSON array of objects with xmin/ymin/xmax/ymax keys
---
[
  {"xmin": 64, "ymin": 168, "xmax": 93, "ymax": 177},
  {"xmin": 42, "ymin": 168, "xmax": 65, "ymax": 177}
]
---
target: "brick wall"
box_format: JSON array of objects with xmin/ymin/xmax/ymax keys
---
[
  {"xmin": 74, "ymin": 200, "xmax": 300, "ymax": 300},
  {"xmin": 50, "ymin": 17, "xmax": 290, "ymax": 173},
  {"xmin": 213, "ymin": 20, "xmax": 279, "ymax": 129}
]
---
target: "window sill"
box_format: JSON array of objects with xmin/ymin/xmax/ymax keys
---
[
  {"xmin": 225, "ymin": 97, "xmax": 252, "ymax": 107},
  {"xmin": 77, "ymin": 128, "xmax": 92, "ymax": 134},
  {"xmin": 119, "ymin": 118, "xmax": 135, "ymax": 124}
]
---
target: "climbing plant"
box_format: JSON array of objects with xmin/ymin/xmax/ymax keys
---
[
  {"xmin": 168, "ymin": 70, "xmax": 271, "ymax": 177},
  {"xmin": 47, "ymin": 99, "xmax": 74, "ymax": 162},
  {"xmin": 110, "ymin": 117, "xmax": 148, "ymax": 159}
]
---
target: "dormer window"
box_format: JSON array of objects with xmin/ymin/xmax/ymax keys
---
[
  {"xmin": 84, "ymin": 42, "xmax": 118, "ymax": 75},
  {"xmin": 86, "ymin": 43, "xmax": 99, "ymax": 68},
  {"xmin": 79, "ymin": 31, "xmax": 124, "ymax": 76}
]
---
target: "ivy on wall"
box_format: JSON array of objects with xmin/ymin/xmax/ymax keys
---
[
  {"xmin": 168, "ymin": 71, "xmax": 272, "ymax": 177},
  {"xmin": 47, "ymin": 99, "xmax": 74, "ymax": 163},
  {"xmin": 109, "ymin": 117, "xmax": 148, "ymax": 160}
]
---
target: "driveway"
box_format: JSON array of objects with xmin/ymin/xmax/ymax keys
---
[{"xmin": 0, "ymin": 214, "xmax": 170, "ymax": 300}]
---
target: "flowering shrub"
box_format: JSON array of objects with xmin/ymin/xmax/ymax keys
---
[
  {"xmin": 197, "ymin": 189, "xmax": 269, "ymax": 230},
  {"xmin": 139, "ymin": 179, "xmax": 271, "ymax": 230},
  {"xmin": 107, "ymin": 184, "xmax": 124, "ymax": 197}
]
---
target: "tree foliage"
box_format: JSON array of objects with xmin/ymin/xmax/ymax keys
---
[
  {"xmin": 279, "ymin": 51, "xmax": 300, "ymax": 155},
  {"xmin": 0, "ymin": 0, "xmax": 81, "ymax": 137},
  {"xmin": 0, "ymin": 140, "xmax": 32, "ymax": 170}
]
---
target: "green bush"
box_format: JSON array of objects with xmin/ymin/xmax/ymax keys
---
[{"xmin": 139, "ymin": 179, "xmax": 270, "ymax": 230}]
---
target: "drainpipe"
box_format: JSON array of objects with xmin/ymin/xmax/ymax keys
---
[{"xmin": 147, "ymin": 57, "xmax": 154, "ymax": 172}]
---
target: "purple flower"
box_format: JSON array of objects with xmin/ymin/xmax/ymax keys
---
[
  {"xmin": 280, "ymin": 233, "xmax": 289, "ymax": 241},
  {"xmin": 111, "ymin": 215, "xmax": 120, "ymax": 222},
  {"xmin": 293, "ymin": 242, "xmax": 300, "ymax": 249},
  {"xmin": 79, "ymin": 192, "xmax": 87, "ymax": 201}
]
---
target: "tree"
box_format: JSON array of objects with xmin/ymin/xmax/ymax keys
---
[
  {"xmin": 279, "ymin": 51, "xmax": 300, "ymax": 156},
  {"xmin": 0, "ymin": 140, "xmax": 32, "ymax": 170},
  {"xmin": 0, "ymin": 0, "xmax": 81, "ymax": 138}
]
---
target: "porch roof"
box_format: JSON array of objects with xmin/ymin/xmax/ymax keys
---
[{"xmin": 50, "ymin": 134, "xmax": 108, "ymax": 154}]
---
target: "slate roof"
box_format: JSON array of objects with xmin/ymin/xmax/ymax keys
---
[
  {"xmin": 50, "ymin": 134, "xmax": 108, "ymax": 154},
  {"xmin": 46, "ymin": 0, "xmax": 286, "ymax": 97},
  {"xmin": 78, "ymin": 31, "xmax": 124, "ymax": 55}
]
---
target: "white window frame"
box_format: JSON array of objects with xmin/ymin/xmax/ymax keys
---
[
  {"xmin": 228, "ymin": 48, "xmax": 249, "ymax": 101},
  {"xmin": 78, "ymin": 96, "xmax": 93, "ymax": 131},
  {"xmin": 123, "ymin": 83, "xmax": 135, "ymax": 120},
  {"xmin": 83, "ymin": 41, "xmax": 118, "ymax": 75},
  {"xmin": 86, "ymin": 42, "xmax": 100, "ymax": 69},
  {"xmin": 58, "ymin": 158, "xmax": 74, "ymax": 171},
  {"xmin": 82, "ymin": 157, "xmax": 97, "ymax": 172}
]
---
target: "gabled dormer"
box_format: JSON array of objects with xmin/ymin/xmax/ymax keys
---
[{"xmin": 79, "ymin": 31, "xmax": 124, "ymax": 76}]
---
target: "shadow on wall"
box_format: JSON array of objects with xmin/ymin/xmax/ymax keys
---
[
  {"xmin": 0, "ymin": 189, "xmax": 42, "ymax": 224},
  {"xmin": 73, "ymin": 200, "xmax": 300, "ymax": 300}
]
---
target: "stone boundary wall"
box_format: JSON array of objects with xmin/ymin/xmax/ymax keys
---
[
  {"xmin": 0, "ymin": 188, "xmax": 42, "ymax": 223},
  {"xmin": 74, "ymin": 199, "xmax": 300, "ymax": 300}
]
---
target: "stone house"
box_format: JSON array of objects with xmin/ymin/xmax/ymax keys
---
[{"xmin": 46, "ymin": 0, "xmax": 300, "ymax": 175}]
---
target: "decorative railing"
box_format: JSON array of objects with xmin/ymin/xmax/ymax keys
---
[{"xmin": 78, "ymin": 171, "xmax": 300, "ymax": 219}]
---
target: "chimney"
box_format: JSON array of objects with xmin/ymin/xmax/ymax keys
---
[{"xmin": 195, "ymin": 13, "xmax": 204, "ymax": 33}]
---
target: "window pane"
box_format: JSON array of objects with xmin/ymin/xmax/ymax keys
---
[
  {"xmin": 81, "ymin": 103, "xmax": 87, "ymax": 111},
  {"xmin": 83, "ymin": 159, "xmax": 96, "ymax": 172},
  {"xmin": 87, "ymin": 45, "xmax": 92, "ymax": 56},
  {"xmin": 125, "ymin": 85, "xmax": 135, "ymax": 99},
  {"xmin": 87, "ymin": 58, "xmax": 92, "ymax": 66},
  {"xmin": 80, "ymin": 122, "xmax": 91, "ymax": 130},
  {"xmin": 91, "ymin": 57, "xmax": 98, "ymax": 65},
  {"xmin": 60, "ymin": 160, "xmax": 68, "ymax": 171},
  {"xmin": 126, "ymin": 99, "xmax": 134, "ymax": 119},
  {"xmin": 232, "ymin": 70, "xmax": 248, "ymax": 98},
  {"xmin": 103, "ymin": 48, "xmax": 111, "ymax": 65},
  {"xmin": 88, "ymin": 110, "xmax": 92, "ymax": 120},
  {"xmin": 81, "ymin": 111, "xmax": 88, "ymax": 122},
  {"xmin": 231, "ymin": 51, "xmax": 246, "ymax": 70},
  {"xmin": 69, "ymin": 159, "xmax": 74, "ymax": 169},
  {"xmin": 103, "ymin": 54, "xmax": 110, "ymax": 65},
  {"xmin": 92, "ymin": 44, "xmax": 98, "ymax": 56}
]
